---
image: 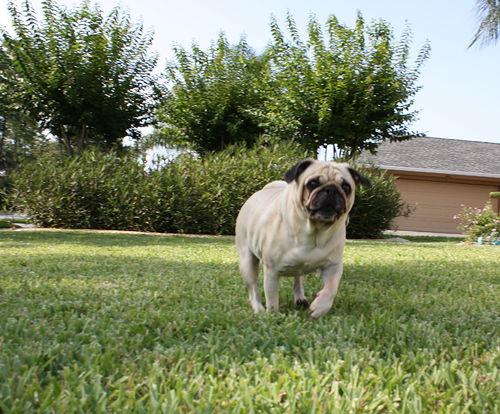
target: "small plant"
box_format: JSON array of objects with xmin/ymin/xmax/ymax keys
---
[{"xmin": 454, "ymin": 201, "xmax": 500, "ymax": 243}]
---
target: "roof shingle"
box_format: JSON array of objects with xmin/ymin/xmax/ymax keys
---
[{"xmin": 358, "ymin": 137, "xmax": 500, "ymax": 177}]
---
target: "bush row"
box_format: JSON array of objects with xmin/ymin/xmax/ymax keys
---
[{"xmin": 9, "ymin": 142, "xmax": 410, "ymax": 238}]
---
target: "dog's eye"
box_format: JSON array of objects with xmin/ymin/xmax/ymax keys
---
[
  {"xmin": 342, "ymin": 183, "xmax": 352, "ymax": 195},
  {"xmin": 307, "ymin": 179, "xmax": 320, "ymax": 191}
]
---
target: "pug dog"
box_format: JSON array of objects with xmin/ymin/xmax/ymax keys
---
[{"xmin": 235, "ymin": 159, "xmax": 371, "ymax": 319}]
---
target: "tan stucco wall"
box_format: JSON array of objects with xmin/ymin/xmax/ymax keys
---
[{"xmin": 391, "ymin": 178, "xmax": 500, "ymax": 234}]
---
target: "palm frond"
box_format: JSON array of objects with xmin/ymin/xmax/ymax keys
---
[{"xmin": 469, "ymin": 0, "xmax": 500, "ymax": 48}]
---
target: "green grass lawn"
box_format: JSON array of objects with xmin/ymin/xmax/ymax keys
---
[{"xmin": 1, "ymin": 230, "xmax": 499, "ymax": 413}]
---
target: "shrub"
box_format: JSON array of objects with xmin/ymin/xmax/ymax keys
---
[
  {"xmin": 347, "ymin": 163, "xmax": 413, "ymax": 239},
  {"xmin": 10, "ymin": 150, "xmax": 154, "ymax": 231},
  {"xmin": 9, "ymin": 144, "xmax": 410, "ymax": 238},
  {"xmin": 10, "ymin": 141, "xmax": 311, "ymax": 234},
  {"xmin": 0, "ymin": 177, "xmax": 11, "ymax": 211},
  {"xmin": 144, "ymin": 140, "xmax": 313, "ymax": 234},
  {"xmin": 454, "ymin": 202, "xmax": 500, "ymax": 243}
]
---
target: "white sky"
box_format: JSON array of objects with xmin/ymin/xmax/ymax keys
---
[{"xmin": 2, "ymin": 0, "xmax": 499, "ymax": 144}]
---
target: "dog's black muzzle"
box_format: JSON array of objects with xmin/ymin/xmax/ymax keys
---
[{"xmin": 307, "ymin": 185, "xmax": 348, "ymax": 222}]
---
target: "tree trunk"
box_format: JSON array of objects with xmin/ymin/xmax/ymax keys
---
[
  {"xmin": 0, "ymin": 118, "xmax": 6, "ymax": 171},
  {"xmin": 57, "ymin": 136, "xmax": 64, "ymax": 158},
  {"xmin": 349, "ymin": 144, "xmax": 358, "ymax": 161},
  {"xmin": 77, "ymin": 121, "xmax": 86, "ymax": 155},
  {"xmin": 59, "ymin": 125, "xmax": 73, "ymax": 157},
  {"xmin": 13, "ymin": 130, "xmax": 18, "ymax": 167}
]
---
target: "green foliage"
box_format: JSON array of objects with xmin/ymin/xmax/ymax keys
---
[
  {"xmin": 10, "ymin": 141, "xmax": 312, "ymax": 234},
  {"xmin": 0, "ymin": 130, "xmax": 59, "ymax": 211},
  {"xmin": 156, "ymin": 11, "xmax": 430, "ymax": 157},
  {"xmin": 266, "ymin": 12, "xmax": 431, "ymax": 156},
  {"xmin": 0, "ymin": 218, "xmax": 26, "ymax": 228},
  {"xmin": 1, "ymin": 0, "xmax": 160, "ymax": 156},
  {"xmin": 157, "ymin": 34, "xmax": 268, "ymax": 154},
  {"xmin": 454, "ymin": 201, "xmax": 500, "ymax": 243},
  {"xmin": 0, "ymin": 38, "xmax": 45, "ymax": 173},
  {"xmin": 0, "ymin": 113, "xmax": 46, "ymax": 169},
  {"xmin": 10, "ymin": 149, "xmax": 152, "ymax": 230},
  {"xmin": 0, "ymin": 36, "xmax": 61, "ymax": 209},
  {"xmin": 147, "ymin": 141, "xmax": 313, "ymax": 234},
  {"xmin": 2, "ymin": 5, "xmax": 430, "ymax": 160},
  {"xmin": 347, "ymin": 163, "xmax": 413, "ymax": 239},
  {"xmin": 470, "ymin": 0, "xmax": 500, "ymax": 48},
  {"xmin": 0, "ymin": 179, "xmax": 11, "ymax": 211},
  {"xmin": 10, "ymin": 144, "xmax": 409, "ymax": 239},
  {"xmin": 1, "ymin": 231, "xmax": 500, "ymax": 412}
]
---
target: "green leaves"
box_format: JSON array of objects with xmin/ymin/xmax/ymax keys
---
[
  {"xmin": 3, "ymin": 6, "xmax": 430, "ymax": 160},
  {"xmin": 158, "ymin": 34, "xmax": 268, "ymax": 154},
  {"xmin": 347, "ymin": 163, "xmax": 414, "ymax": 239},
  {"xmin": 266, "ymin": 12, "xmax": 431, "ymax": 157},
  {"xmin": 9, "ymin": 141, "xmax": 312, "ymax": 235},
  {"xmin": 157, "ymin": 10, "xmax": 432, "ymax": 159},
  {"xmin": 1, "ymin": 0, "xmax": 160, "ymax": 156},
  {"xmin": 469, "ymin": 0, "xmax": 500, "ymax": 48},
  {"xmin": 10, "ymin": 144, "xmax": 408, "ymax": 239},
  {"xmin": 454, "ymin": 201, "xmax": 500, "ymax": 243}
]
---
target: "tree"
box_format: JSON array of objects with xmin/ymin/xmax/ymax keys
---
[
  {"xmin": 265, "ymin": 12, "xmax": 431, "ymax": 158},
  {"xmin": 1, "ymin": 0, "xmax": 161, "ymax": 156},
  {"xmin": 157, "ymin": 34, "xmax": 269, "ymax": 154},
  {"xmin": 0, "ymin": 40, "xmax": 47, "ymax": 172},
  {"xmin": 469, "ymin": 0, "xmax": 500, "ymax": 48},
  {"xmin": 0, "ymin": 110, "xmax": 48, "ymax": 172}
]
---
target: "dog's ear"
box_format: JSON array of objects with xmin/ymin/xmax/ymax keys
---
[
  {"xmin": 348, "ymin": 167, "xmax": 372, "ymax": 188},
  {"xmin": 284, "ymin": 159, "xmax": 315, "ymax": 183}
]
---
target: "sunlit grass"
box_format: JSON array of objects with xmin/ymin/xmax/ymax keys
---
[{"xmin": 0, "ymin": 230, "xmax": 499, "ymax": 413}]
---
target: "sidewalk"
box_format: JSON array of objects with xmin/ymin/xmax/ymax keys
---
[
  {"xmin": 0, "ymin": 213, "xmax": 36, "ymax": 229},
  {"xmin": 383, "ymin": 230, "xmax": 464, "ymax": 238},
  {"xmin": 0, "ymin": 213, "xmax": 26, "ymax": 220}
]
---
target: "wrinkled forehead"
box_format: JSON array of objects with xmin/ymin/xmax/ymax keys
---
[{"xmin": 307, "ymin": 163, "xmax": 351, "ymax": 183}]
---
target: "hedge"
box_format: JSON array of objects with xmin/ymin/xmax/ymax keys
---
[{"xmin": 9, "ymin": 142, "xmax": 411, "ymax": 238}]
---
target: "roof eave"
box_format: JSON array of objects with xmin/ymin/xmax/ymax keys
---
[{"xmin": 375, "ymin": 165, "xmax": 500, "ymax": 181}]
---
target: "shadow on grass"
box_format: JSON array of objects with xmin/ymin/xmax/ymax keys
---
[
  {"xmin": 0, "ymin": 228, "xmax": 235, "ymax": 248},
  {"xmin": 2, "ymin": 229, "xmax": 499, "ymax": 364}
]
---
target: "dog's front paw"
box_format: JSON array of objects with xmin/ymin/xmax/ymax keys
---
[
  {"xmin": 309, "ymin": 296, "xmax": 333, "ymax": 319},
  {"xmin": 252, "ymin": 303, "xmax": 266, "ymax": 313},
  {"xmin": 295, "ymin": 298, "xmax": 310, "ymax": 308}
]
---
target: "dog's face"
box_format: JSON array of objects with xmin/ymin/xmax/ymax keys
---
[{"xmin": 285, "ymin": 159, "xmax": 371, "ymax": 223}]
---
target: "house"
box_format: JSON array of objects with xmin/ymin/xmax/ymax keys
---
[{"xmin": 358, "ymin": 137, "xmax": 500, "ymax": 234}]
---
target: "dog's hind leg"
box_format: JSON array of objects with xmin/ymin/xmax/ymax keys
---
[
  {"xmin": 293, "ymin": 276, "xmax": 309, "ymax": 308},
  {"xmin": 239, "ymin": 248, "xmax": 265, "ymax": 313}
]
